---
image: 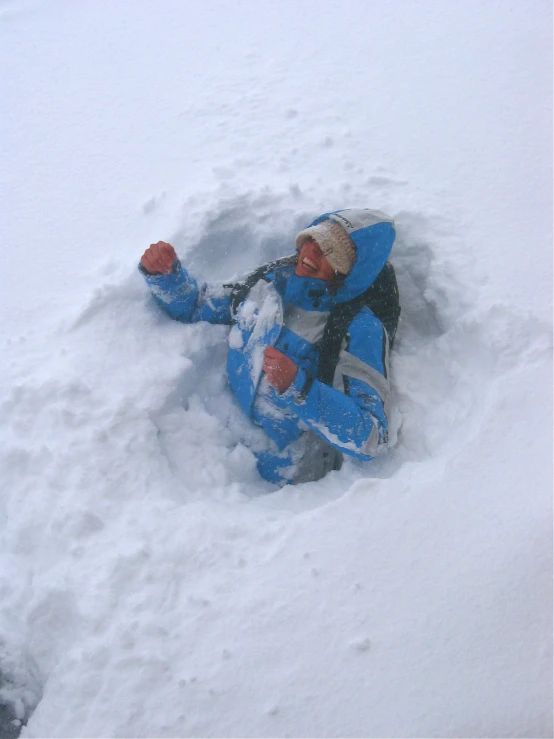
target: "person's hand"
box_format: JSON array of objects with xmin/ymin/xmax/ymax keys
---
[
  {"xmin": 140, "ymin": 241, "xmax": 177, "ymax": 275},
  {"xmin": 263, "ymin": 346, "xmax": 298, "ymax": 393}
]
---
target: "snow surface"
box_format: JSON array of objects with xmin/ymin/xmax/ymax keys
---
[{"xmin": 0, "ymin": 1, "xmax": 552, "ymax": 736}]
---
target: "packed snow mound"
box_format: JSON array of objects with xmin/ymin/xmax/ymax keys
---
[
  {"xmin": 1, "ymin": 190, "xmax": 519, "ymax": 503},
  {"xmin": 1, "ymin": 189, "xmax": 551, "ymax": 736}
]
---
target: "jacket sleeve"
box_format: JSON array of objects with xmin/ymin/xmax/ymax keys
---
[
  {"xmin": 139, "ymin": 260, "xmax": 234, "ymax": 325},
  {"xmin": 278, "ymin": 308, "xmax": 391, "ymax": 460}
]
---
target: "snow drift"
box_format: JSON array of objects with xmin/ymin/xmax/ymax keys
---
[{"xmin": 0, "ymin": 1, "xmax": 552, "ymax": 737}]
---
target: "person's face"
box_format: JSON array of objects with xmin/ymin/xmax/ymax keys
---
[{"xmin": 295, "ymin": 238, "xmax": 337, "ymax": 282}]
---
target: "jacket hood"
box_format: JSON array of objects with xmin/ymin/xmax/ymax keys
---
[{"xmin": 308, "ymin": 208, "xmax": 396, "ymax": 304}]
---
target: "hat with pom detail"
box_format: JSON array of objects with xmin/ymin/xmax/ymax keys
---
[{"xmin": 295, "ymin": 218, "xmax": 356, "ymax": 276}]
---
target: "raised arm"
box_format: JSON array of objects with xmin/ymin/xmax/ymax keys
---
[{"xmin": 139, "ymin": 241, "xmax": 234, "ymax": 325}]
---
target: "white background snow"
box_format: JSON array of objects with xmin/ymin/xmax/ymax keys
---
[{"xmin": 0, "ymin": 1, "xmax": 552, "ymax": 737}]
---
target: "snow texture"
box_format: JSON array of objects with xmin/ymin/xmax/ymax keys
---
[{"xmin": 0, "ymin": 1, "xmax": 552, "ymax": 737}]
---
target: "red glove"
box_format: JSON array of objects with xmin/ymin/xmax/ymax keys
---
[
  {"xmin": 263, "ymin": 346, "xmax": 298, "ymax": 393},
  {"xmin": 140, "ymin": 241, "xmax": 177, "ymax": 275}
]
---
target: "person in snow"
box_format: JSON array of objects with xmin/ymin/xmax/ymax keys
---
[{"xmin": 139, "ymin": 209, "xmax": 400, "ymax": 485}]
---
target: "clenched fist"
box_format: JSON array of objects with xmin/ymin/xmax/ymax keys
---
[
  {"xmin": 141, "ymin": 241, "xmax": 177, "ymax": 275},
  {"xmin": 263, "ymin": 346, "xmax": 298, "ymax": 393}
]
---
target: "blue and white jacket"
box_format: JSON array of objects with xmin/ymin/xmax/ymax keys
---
[{"xmin": 140, "ymin": 209, "xmax": 396, "ymax": 465}]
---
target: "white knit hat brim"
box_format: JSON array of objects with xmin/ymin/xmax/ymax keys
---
[{"xmin": 295, "ymin": 220, "xmax": 356, "ymax": 275}]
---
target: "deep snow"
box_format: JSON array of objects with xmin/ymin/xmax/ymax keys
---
[{"xmin": 0, "ymin": 1, "xmax": 552, "ymax": 737}]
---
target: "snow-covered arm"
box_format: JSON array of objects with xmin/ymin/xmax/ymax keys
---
[
  {"xmin": 279, "ymin": 309, "xmax": 391, "ymax": 460},
  {"xmin": 139, "ymin": 260, "xmax": 234, "ymax": 325}
]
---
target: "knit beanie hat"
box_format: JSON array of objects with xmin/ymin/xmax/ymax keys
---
[{"xmin": 295, "ymin": 218, "xmax": 356, "ymax": 276}]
